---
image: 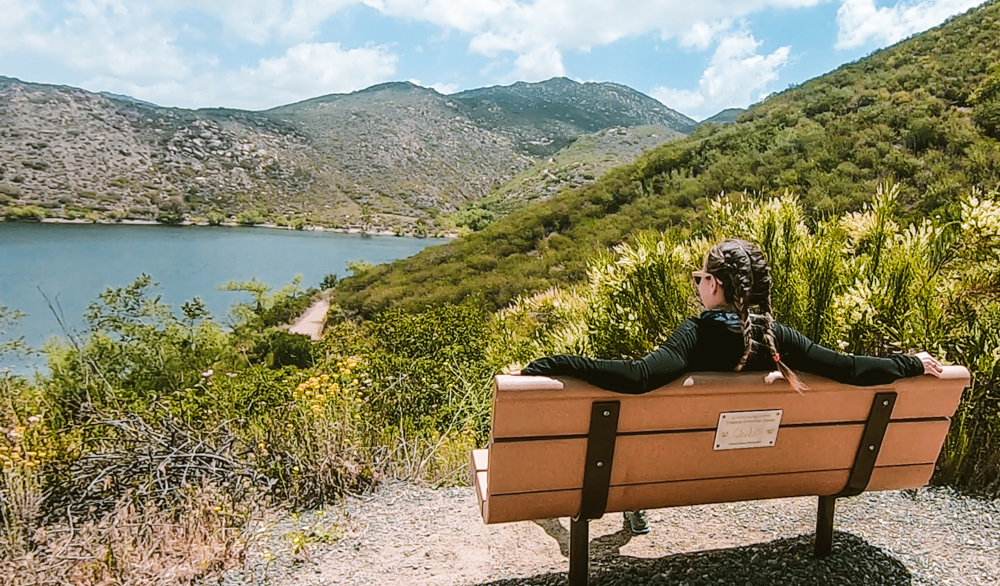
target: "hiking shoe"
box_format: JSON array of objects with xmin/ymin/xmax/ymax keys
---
[{"xmin": 623, "ymin": 510, "xmax": 650, "ymax": 535}]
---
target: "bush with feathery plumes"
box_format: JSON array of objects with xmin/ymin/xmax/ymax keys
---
[{"xmin": 497, "ymin": 183, "xmax": 1000, "ymax": 494}]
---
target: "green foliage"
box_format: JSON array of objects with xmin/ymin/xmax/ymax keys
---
[
  {"xmin": 237, "ymin": 211, "xmax": 265, "ymax": 226},
  {"xmin": 0, "ymin": 303, "xmax": 28, "ymax": 359},
  {"xmin": 493, "ymin": 287, "xmax": 590, "ymax": 369},
  {"xmin": 44, "ymin": 275, "xmax": 232, "ymax": 425},
  {"xmin": 320, "ymin": 273, "xmax": 339, "ymax": 290},
  {"xmin": 360, "ymin": 304, "xmax": 494, "ymax": 438},
  {"xmin": 449, "ymin": 207, "xmax": 498, "ymax": 232},
  {"xmin": 585, "ymin": 232, "xmax": 698, "ymax": 358},
  {"xmin": 346, "ymin": 260, "xmax": 373, "ymax": 277},
  {"xmin": 221, "ymin": 276, "xmax": 314, "ymax": 329},
  {"xmin": 4, "ymin": 206, "xmax": 47, "ymax": 221},
  {"xmin": 20, "ymin": 160, "xmax": 48, "ymax": 171},
  {"xmin": 252, "ymin": 331, "xmax": 314, "ymax": 369},
  {"xmin": 972, "ymin": 65, "xmax": 1000, "ymax": 138}
]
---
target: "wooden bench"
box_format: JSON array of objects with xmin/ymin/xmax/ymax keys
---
[{"xmin": 471, "ymin": 367, "xmax": 970, "ymax": 585}]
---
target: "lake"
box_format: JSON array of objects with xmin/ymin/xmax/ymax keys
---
[{"xmin": 0, "ymin": 222, "xmax": 446, "ymax": 372}]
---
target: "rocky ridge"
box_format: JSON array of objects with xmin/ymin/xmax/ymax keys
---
[
  {"xmin": 0, "ymin": 77, "xmax": 694, "ymax": 233},
  {"xmin": 453, "ymin": 78, "xmax": 697, "ymax": 156}
]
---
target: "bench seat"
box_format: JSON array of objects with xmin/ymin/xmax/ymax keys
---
[{"xmin": 472, "ymin": 366, "xmax": 969, "ymax": 584}]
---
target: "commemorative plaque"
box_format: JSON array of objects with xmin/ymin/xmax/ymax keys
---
[{"xmin": 714, "ymin": 409, "xmax": 782, "ymax": 450}]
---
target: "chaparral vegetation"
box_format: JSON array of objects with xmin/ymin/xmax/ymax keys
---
[
  {"xmin": 5, "ymin": 2, "xmax": 1000, "ymax": 584},
  {"xmin": 3, "ymin": 185, "xmax": 1000, "ymax": 584}
]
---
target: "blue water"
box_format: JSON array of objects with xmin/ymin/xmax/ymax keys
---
[{"xmin": 0, "ymin": 223, "xmax": 445, "ymax": 372}]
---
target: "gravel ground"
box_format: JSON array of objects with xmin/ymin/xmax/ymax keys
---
[{"xmin": 212, "ymin": 483, "xmax": 999, "ymax": 586}]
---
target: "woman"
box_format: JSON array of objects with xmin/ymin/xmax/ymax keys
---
[{"xmin": 516, "ymin": 238, "xmax": 943, "ymax": 533}]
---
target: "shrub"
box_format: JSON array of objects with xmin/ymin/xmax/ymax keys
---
[
  {"xmin": 972, "ymin": 67, "xmax": 1000, "ymax": 138},
  {"xmin": 497, "ymin": 186, "xmax": 1000, "ymax": 495},
  {"xmin": 237, "ymin": 211, "xmax": 266, "ymax": 225},
  {"xmin": 320, "ymin": 273, "xmax": 339, "ymax": 290},
  {"xmin": 43, "ymin": 276, "xmax": 233, "ymax": 425},
  {"xmin": 252, "ymin": 331, "xmax": 314, "ymax": 369},
  {"xmin": 4, "ymin": 206, "xmax": 46, "ymax": 221}
]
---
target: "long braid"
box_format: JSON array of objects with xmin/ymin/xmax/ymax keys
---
[
  {"xmin": 734, "ymin": 287, "xmax": 754, "ymax": 371},
  {"xmin": 731, "ymin": 243, "xmax": 756, "ymax": 372},
  {"xmin": 761, "ymin": 293, "xmax": 808, "ymax": 393}
]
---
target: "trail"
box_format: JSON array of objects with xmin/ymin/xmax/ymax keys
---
[{"xmin": 288, "ymin": 298, "xmax": 329, "ymax": 340}]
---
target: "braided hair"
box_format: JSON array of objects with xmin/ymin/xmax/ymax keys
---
[{"xmin": 703, "ymin": 239, "xmax": 808, "ymax": 392}]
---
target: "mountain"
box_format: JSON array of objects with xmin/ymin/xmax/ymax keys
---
[
  {"xmin": 699, "ymin": 108, "xmax": 745, "ymax": 126},
  {"xmin": 0, "ymin": 77, "xmax": 692, "ymax": 232},
  {"xmin": 451, "ymin": 78, "xmax": 697, "ymax": 155},
  {"xmin": 333, "ymin": 0, "xmax": 1000, "ymax": 314}
]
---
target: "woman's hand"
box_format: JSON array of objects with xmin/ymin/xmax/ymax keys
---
[{"xmin": 915, "ymin": 351, "xmax": 943, "ymax": 377}]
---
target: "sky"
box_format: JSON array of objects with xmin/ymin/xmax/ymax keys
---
[{"xmin": 0, "ymin": 0, "xmax": 988, "ymax": 121}]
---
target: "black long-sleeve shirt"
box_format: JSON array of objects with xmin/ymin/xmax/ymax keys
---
[{"xmin": 521, "ymin": 310, "xmax": 924, "ymax": 394}]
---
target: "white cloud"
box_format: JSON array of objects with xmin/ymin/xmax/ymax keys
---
[
  {"xmin": 81, "ymin": 41, "xmax": 397, "ymax": 110},
  {"xmin": 513, "ymin": 45, "xmax": 566, "ymax": 82},
  {"xmin": 249, "ymin": 42, "xmax": 397, "ymax": 96},
  {"xmin": 368, "ymin": 0, "xmax": 513, "ymax": 33},
  {"xmin": 679, "ymin": 19, "xmax": 733, "ymax": 50},
  {"xmin": 7, "ymin": 0, "xmax": 192, "ymax": 82},
  {"xmin": 198, "ymin": 0, "xmax": 356, "ymax": 44},
  {"xmin": 835, "ymin": 0, "xmax": 984, "ymax": 49},
  {"xmin": 652, "ymin": 32, "xmax": 790, "ymax": 120},
  {"xmin": 10, "ymin": 0, "xmax": 973, "ymax": 113},
  {"xmin": 369, "ymin": 0, "xmax": 819, "ymax": 82},
  {"xmin": 0, "ymin": 0, "xmax": 41, "ymax": 50}
]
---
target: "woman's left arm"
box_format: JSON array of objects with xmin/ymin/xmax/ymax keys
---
[
  {"xmin": 776, "ymin": 324, "xmax": 931, "ymax": 385},
  {"xmin": 520, "ymin": 319, "xmax": 700, "ymax": 394}
]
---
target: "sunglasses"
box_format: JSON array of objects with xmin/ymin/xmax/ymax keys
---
[{"xmin": 692, "ymin": 270, "xmax": 712, "ymax": 285}]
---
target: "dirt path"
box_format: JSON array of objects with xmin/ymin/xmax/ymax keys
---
[
  {"xmin": 288, "ymin": 298, "xmax": 329, "ymax": 340},
  {"xmin": 227, "ymin": 483, "xmax": 999, "ymax": 586}
]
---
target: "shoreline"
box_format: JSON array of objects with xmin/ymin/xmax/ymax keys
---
[{"xmin": 2, "ymin": 217, "xmax": 459, "ymax": 239}]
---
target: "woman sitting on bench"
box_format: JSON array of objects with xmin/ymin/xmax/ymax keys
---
[{"xmin": 515, "ymin": 238, "xmax": 943, "ymax": 533}]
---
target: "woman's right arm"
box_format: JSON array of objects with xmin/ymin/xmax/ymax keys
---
[
  {"xmin": 521, "ymin": 319, "xmax": 700, "ymax": 394},
  {"xmin": 775, "ymin": 324, "xmax": 926, "ymax": 385}
]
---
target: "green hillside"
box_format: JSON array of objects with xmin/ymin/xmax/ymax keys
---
[
  {"xmin": 335, "ymin": 0, "xmax": 1000, "ymax": 315},
  {"xmin": 445, "ymin": 124, "xmax": 685, "ymax": 231}
]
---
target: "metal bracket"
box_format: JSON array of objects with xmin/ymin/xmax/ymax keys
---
[
  {"xmin": 836, "ymin": 391, "xmax": 897, "ymax": 498},
  {"xmin": 576, "ymin": 401, "xmax": 620, "ymax": 521},
  {"xmin": 569, "ymin": 401, "xmax": 620, "ymax": 586},
  {"xmin": 815, "ymin": 391, "xmax": 897, "ymax": 557}
]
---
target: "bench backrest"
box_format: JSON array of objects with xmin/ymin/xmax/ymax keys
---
[{"xmin": 473, "ymin": 366, "xmax": 969, "ymax": 524}]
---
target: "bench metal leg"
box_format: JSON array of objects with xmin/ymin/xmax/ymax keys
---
[
  {"xmin": 569, "ymin": 517, "xmax": 589, "ymax": 586},
  {"xmin": 815, "ymin": 495, "xmax": 836, "ymax": 558}
]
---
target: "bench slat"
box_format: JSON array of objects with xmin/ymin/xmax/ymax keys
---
[
  {"xmin": 488, "ymin": 419, "xmax": 949, "ymax": 495},
  {"xmin": 479, "ymin": 464, "xmax": 934, "ymax": 524},
  {"xmin": 492, "ymin": 367, "xmax": 968, "ymax": 440}
]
